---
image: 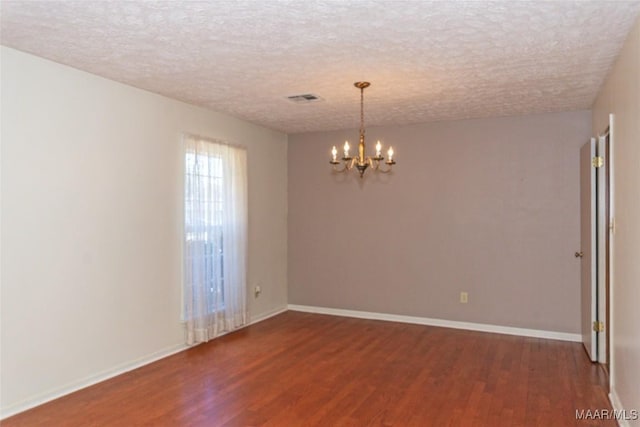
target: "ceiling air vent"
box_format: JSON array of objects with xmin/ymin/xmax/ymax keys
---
[{"xmin": 286, "ymin": 93, "xmax": 323, "ymax": 103}]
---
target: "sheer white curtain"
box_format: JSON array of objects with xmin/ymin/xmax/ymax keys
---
[{"xmin": 183, "ymin": 134, "xmax": 248, "ymax": 345}]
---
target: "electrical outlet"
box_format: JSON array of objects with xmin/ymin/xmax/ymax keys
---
[
  {"xmin": 460, "ymin": 292, "xmax": 468, "ymax": 304},
  {"xmin": 254, "ymin": 285, "xmax": 262, "ymax": 298}
]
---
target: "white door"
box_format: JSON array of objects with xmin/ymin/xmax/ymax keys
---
[{"xmin": 580, "ymin": 138, "xmax": 597, "ymax": 361}]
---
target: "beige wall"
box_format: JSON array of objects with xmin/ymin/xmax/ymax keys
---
[
  {"xmin": 0, "ymin": 47, "xmax": 288, "ymax": 415},
  {"xmin": 592, "ymin": 16, "xmax": 640, "ymax": 424},
  {"xmin": 289, "ymin": 110, "xmax": 591, "ymax": 334}
]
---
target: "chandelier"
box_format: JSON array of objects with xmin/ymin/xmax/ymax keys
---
[{"xmin": 330, "ymin": 82, "xmax": 396, "ymax": 178}]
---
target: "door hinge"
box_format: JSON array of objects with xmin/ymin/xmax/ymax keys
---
[
  {"xmin": 592, "ymin": 156, "xmax": 604, "ymax": 168},
  {"xmin": 593, "ymin": 321, "xmax": 605, "ymax": 333}
]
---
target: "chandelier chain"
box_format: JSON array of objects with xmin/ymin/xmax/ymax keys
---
[{"xmin": 360, "ymin": 87, "xmax": 365, "ymax": 138}]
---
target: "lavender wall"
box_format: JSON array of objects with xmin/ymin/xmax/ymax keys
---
[{"xmin": 288, "ymin": 111, "xmax": 591, "ymax": 333}]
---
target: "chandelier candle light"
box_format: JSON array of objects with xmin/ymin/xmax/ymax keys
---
[{"xmin": 330, "ymin": 82, "xmax": 396, "ymax": 178}]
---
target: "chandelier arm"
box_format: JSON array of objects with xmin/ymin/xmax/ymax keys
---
[
  {"xmin": 374, "ymin": 160, "xmax": 394, "ymax": 173},
  {"xmin": 331, "ymin": 164, "xmax": 348, "ymax": 173}
]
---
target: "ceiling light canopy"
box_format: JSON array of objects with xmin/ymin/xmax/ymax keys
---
[{"xmin": 330, "ymin": 82, "xmax": 396, "ymax": 178}]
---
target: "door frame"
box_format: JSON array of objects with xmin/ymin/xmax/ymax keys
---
[
  {"xmin": 589, "ymin": 115, "xmax": 614, "ymax": 380},
  {"xmin": 596, "ymin": 132, "xmax": 609, "ymax": 366},
  {"xmin": 581, "ymin": 138, "xmax": 598, "ymax": 362},
  {"xmin": 581, "ymin": 114, "xmax": 614, "ymax": 371},
  {"xmin": 600, "ymin": 114, "xmax": 615, "ymax": 386}
]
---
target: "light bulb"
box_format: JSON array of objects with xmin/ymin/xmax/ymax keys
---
[
  {"xmin": 387, "ymin": 146, "xmax": 394, "ymax": 161},
  {"xmin": 331, "ymin": 146, "xmax": 337, "ymax": 161},
  {"xmin": 343, "ymin": 141, "xmax": 350, "ymax": 157},
  {"xmin": 375, "ymin": 141, "xmax": 382, "ymax": 157}
]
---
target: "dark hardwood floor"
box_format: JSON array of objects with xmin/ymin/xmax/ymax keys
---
[{"xmin": 3, "ymin": 311, "xmax": 613, "ymax": 426}]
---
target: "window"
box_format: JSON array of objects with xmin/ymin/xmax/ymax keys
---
[
  {"xmin": 185, "ymin": 152, "xmax": 225, "ymax": 311},
  {"xmin": 183, "ymin": 135, "xmax": 248, "ymax": 344}
]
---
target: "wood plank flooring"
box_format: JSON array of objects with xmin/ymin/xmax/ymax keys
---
[{"xmin": 3, "ymin": 311, "xmax": 613, "ymax": 426}]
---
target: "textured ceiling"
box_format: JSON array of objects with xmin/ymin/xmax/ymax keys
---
[{"xmin": 1, "ymin": 1, "xmax": 639, "ymax": 134}]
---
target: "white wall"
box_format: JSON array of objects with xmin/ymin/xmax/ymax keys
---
[
  {"xmin": 0, "ymin": 47, "xmax": 288, "ymax": 416},
  {"xmin": 592, "ymin": 17, "xmax": 640, "ymax": 425}
]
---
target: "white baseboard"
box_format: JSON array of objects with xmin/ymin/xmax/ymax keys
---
[
  {"xmin": 0, "ymin": 343, "xmax": 189, "ymax": 420},
  {"xmin": 609, "ymin": 389, "xmax": 633, "ymax": 427},
  {"xmin": 287, "ymin": 304, "xmax": 582, "ymax": 342},
  {"xmin": 1, "ymin": 305, "xmax": 289, "ymax": 420},
  {"xmin": 249, "ymin": 305, "xmax": 288, "ymax": 325}
]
